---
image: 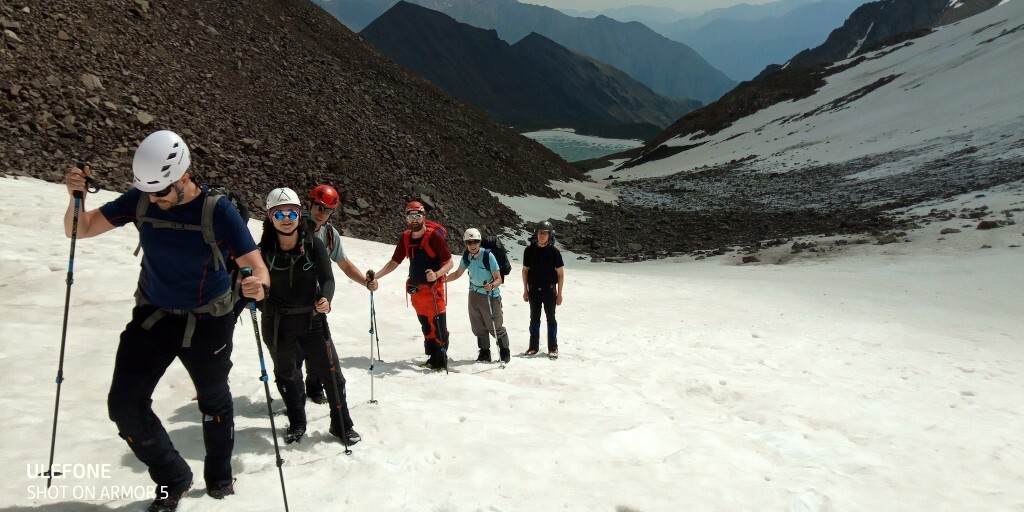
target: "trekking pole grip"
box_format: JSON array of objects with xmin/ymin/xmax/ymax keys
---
[{"xmin": 74, "ymin": 162, "xmax": 87, "ymax": 199}]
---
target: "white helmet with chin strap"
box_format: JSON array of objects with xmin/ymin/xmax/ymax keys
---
[
  {"xmin": 463, "ymin": 228, "xmax": 482, "ymax": 241},
  {"xmin": 266, "ymin": 187, "xmax": 301, "ymax": 210},
  {"xmin": 132, "ymin": 130, "xmax": 191, "ymax": 192}
]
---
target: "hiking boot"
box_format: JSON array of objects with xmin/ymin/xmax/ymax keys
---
[
  {"xmin": 345, "ymin": 429, "xmax": 361, "ymax": 445},
  {"xmin": 476, "ymin": 348, "xmax": 492, "ymax": 362},
  {"xmin": 308, "ymin": 394, "xmax": 328, "ymax": 405},
  {"xmin": 147, "ymin": 496, "xmax": 183, "ymax": 512},
  {"xmin": 525, "ymin": 348, "xmax": 539, "ymax": 356},
  {"xmin": 147, "ymin": 480, "xmax": 191, "ymax": 512},
  {"xmin": 423, "ymin": 351, "xmax": 446, "ymax": 369},
  {"xmin": 284, "ymin": 424, "xmax": 306, "ymax": 444},
  {"xmin": 548, "ymin": 350, "xmax": 559, "ymax": 360},
  {"xmin": 331, "ymin": 428, "xmax": 361, "ymax": 445},
  {"xmin": 499, "ymin": 347, "xmax": 511, "ymax": 363},
  {"xmin": 206, "ymin": 479, "xmax": 236, "ymax": 499}
]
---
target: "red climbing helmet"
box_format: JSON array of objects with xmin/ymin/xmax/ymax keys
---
[
  {"xmin": 309, "ymin": 184, "xmax": 341, "ymax": 209},
  {"xmin": 405, "ymin": 201, "xmax": 426, "ymax": 215}
]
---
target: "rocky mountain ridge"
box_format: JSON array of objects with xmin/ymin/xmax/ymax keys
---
[{"xmin": 0, "ymin": 0, "xmax": 582, "ymax": 246}]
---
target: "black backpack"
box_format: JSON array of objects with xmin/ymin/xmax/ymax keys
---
[{"xmin": 462, "ymin": 235, "xmax": 512, "ymax": 277}]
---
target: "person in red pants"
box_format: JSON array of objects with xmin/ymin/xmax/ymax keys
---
[{"xmin": 369, "ymin": 202, "xmax": 453, "ymax": 369}]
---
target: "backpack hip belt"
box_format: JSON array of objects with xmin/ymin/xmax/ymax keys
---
[
  {"xmin": 135, "ymin": 288, "xmax": 235, "ymax": 348},
  {"xmin": 263, "ymin": 303, "xmax": 317, "ymax": 352}
]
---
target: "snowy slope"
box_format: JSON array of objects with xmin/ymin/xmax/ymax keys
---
[
  {"xmin": 1, "ymin": 174, "xmax": 1023, "ymax": 511},
  {"xmin": 612, "ymin": 0, "xmax": 1024, "ymax": 182}
]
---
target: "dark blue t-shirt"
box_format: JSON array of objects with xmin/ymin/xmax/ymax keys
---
[{"xmin": 99, "ymin": 187, "xmax": 258, "ymax": 310}]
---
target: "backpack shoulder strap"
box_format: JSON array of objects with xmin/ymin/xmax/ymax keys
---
[
  {"xmin": 201, "ymin": 193, "xmax": 227, "ymax": 271},
  {"xmin": 418, "ymin": 227, "xmax": 438, "ymax": 259},
  {"xmin": 461, "ymin": 250, "xmax": 471, "ymax": 268},
  {"xmin": 132, "ymin": 193, "xmax": 148, "ymax": 257},
  {"xmin": 481, "ymin": 248, "xmax": 492, "ymax": 272}
]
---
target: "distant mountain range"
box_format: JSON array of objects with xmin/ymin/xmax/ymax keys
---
[
  {"xmin": 313, "ymin": 0, "xmax": 735, "ymax": 103},
  {"xmin": 360, "ymin": 2, "xmax": 699, "ymax": 139},
  {"xmin": 668, "ymin": 0, "xmax": 867, "ymax": 81},
  {"xmin": 567, "ymin": 0, "xmax": 871, "ymax": 82}
]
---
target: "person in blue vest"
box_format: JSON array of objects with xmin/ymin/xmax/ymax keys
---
[
  {"xmin": 446, "ymin": 228, "xmax": 511, "ymax": 363},
  {"xmin": 63, "ymin": 130, "xmax": 269, "ymax": 511}
]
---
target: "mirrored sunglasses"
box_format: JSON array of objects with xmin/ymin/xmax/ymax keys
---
[
  {"xmin": 272, "ymin": 210, "xmax": 299, "ymax": 221},
  {"xmin": 406, "ymin": 213, "xmax": 424, "ymax": 220}
]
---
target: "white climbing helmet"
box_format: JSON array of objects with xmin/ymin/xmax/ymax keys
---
[
  {"xmin": 266, "ymin": 187, "xmax": 301, "ymax": 210},
  {"xmin": 132, "ymin": 130, "xmax": 191, "ymax": 192},
  {"xmin": 463, "ymin": 228, "xmax": 482, "ymax": 241}
]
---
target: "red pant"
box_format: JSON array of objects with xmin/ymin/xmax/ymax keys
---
[{"xmin": 409, "ymin": 280, "xmax": 447, "ymax": 344}]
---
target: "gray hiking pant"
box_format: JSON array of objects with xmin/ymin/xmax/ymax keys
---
[{"xmin": 468, "ymin": 292, "xmax": 506, "ymax": 344}]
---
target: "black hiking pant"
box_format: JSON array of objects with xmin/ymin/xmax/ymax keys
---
[
  {"xmin": 295, "ymin": 345, "xmax": 324, "ymax": 398},
  {"xmin": 528, "ymin": 284, "xmax": 558, "ymax": 352},
  {"xmin": 107, "ymin": 305, "xmax": 235, "ymax": 495},
  {"xmin": 261, "ymin": 312, "xmax": 354, "ymax": 436}
]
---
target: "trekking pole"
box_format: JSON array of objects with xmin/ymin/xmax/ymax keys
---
[
  {"xmin": 366, "ymin": 270, "xmax": 379, "ymax": 404},
  {"xmin": 323, "ymin": 333, "xmax": 353, "ymax": 455},
  {"xmin": 43, "ymin": 163, "xmax": 90, "ymax": 486},
  {"xmin": 428, "ymin": 278, "xmax": 448, "ymax": 374},
  {"xmin": 240, "ymin": 268, "xmax": 290, "ymax": 512}
]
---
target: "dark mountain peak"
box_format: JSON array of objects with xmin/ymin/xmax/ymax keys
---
[
  {"xmin": 513, "ymin": 31, "xmax": 560, "ymax": 49},
  {"xmin": 361, "ymin": 3, "xmax": 699, "ymax": 138},
  {"xmin": 377, "ymin": 0, "xmax": 452, "ymax": 24},
  {"xmin": 365, "ymin": 1, "xmax": 512, "ymax": 53},
  {"xmin": 320, "ymin": 0, "xmax": 736, "ymax": 103}
]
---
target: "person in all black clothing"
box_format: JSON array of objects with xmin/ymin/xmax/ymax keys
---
[
  {"xmin": 522, "ymin": 220, "xmax": 564, "ymax": 358},
  {"xmin": 258, "ymin": 187, "xmax": 359, "ymax": 446},
  {"xmin": 64, "ymin": 130, "xmax": 269, "ymax": 511}
]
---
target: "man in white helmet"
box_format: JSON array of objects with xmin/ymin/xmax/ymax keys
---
[
  {"xmin": 64, "ymin": 130, "xmax": 269, "ymax": 511},
  {"xmin": 446, "ymin": 228, "xmax": 511, "ymax": 363}
]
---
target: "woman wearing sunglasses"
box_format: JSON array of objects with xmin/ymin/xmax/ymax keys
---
[{"xmin": 257, "ymin": 187, "xmax": 360, "ymax": 446}]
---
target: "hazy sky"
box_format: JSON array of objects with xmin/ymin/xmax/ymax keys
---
[{"xmin": 521, "ymin": 0, "xmax": 780, "ymax": 12}]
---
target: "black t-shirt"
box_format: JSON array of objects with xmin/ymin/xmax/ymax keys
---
[{"xmin": 523, "ymin": 243, "xmax": 563, "ymax": 287}]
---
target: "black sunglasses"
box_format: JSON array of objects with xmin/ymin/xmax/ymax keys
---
[
  {"xmin": 313, "ymin": 204, "xmax": 334, "ymax": 213},
  {"xmin": 150, "ymin": 184, "xmax": 175, "ymax": 198}
]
